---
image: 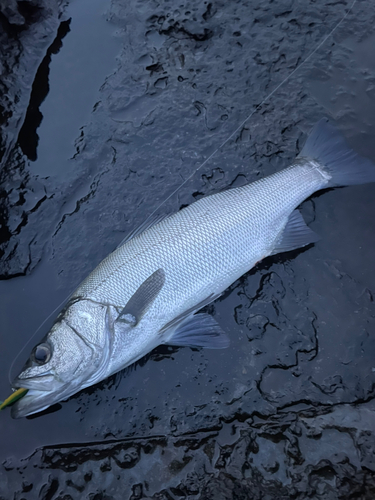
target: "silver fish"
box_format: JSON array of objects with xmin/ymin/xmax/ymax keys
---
[{"xmin": 11, "ymin": 119, "xmax": 375, "ymax": 417}]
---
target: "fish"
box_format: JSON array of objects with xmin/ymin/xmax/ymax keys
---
[{"xmin": 10, "ymin": 118, "xmax": 375, "ymax": 418}]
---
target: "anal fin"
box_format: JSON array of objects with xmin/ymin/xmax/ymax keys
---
[{"xmin": 271, "ymin": 209, "xmax": 320, "ymax": 255}]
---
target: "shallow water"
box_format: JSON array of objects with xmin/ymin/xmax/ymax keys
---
[
  {"xmin": 18, "ymin": 0, "xmax": 121, "ymax": 177},
  {"xmin": 1, "ymin": 0, "xmax": 375, "ymax": 498}
]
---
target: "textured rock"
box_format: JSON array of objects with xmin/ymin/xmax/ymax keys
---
[
  {"xmin": 0, "ymin": 0, "xmax": 67, "ymax": 277},
  {"xmin": 1, "ymin": 0, "xmax": 375, "ymax": 498}
]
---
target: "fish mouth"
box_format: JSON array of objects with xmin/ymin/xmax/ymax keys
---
[
  {"xmin": 11, "ymin": 375, "xmax": 67, "ymax": 418},
  {"xmin": 10, "ymin": 374, "xmax": 88, "ymax": 418},
  {"xmin": 10, "ymin": 389, "xmax": 54, "ymax": 418},
  {"xmin": 12, "ymin": 374, "xmax": 56, "ymax": 392}
]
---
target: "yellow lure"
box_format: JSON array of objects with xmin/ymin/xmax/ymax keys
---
[{"xmin": 0, "ymin": 388, "xmax": 28, "ymax": 410}]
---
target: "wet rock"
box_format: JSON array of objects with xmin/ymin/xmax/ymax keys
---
[
  {"xmin": 1, "ymin": 0, "xmax": 375, "ymax": 499},
  {"xmin": 0, "ymin": 0, "xmax": 66, "ymax": 277},
  {"xmin": 5, "ymin": 403, "xmax": 375, "ymax": 498}
]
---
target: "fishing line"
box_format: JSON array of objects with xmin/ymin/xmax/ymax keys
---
[
  {"xmin": 142, "ymin": 0, "xmax": 357, "ymax": 223},
  {"xmin": 8, "ymin": 0, "xmax": 356, "ymax": 383},
  {"xmin": 8, "ymin": 290, "xmax": 74, "ymax": 383}
]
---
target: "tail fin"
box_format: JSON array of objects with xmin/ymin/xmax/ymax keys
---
[{"xmin": 298, "ymin": 118, "xmax": 375, "ymax": 188}]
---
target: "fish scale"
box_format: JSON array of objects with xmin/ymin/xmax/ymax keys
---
[
  {"xmin": 73, "ymin": 161, "xmax": 327, "ymax": 334},
  {"xmin": 10, "ymin": 119, "xmax": 375, "ymax": 417}
]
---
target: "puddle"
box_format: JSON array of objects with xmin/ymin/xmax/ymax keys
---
[{"xmin": 23, "ymin": 0, "xmax": 121, "ymax": 177}]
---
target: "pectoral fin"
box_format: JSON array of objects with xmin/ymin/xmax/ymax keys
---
[
  {"xmin": 162, "ymin": 312, "xmax": 230, "ymax": 349},
  {"xmin": 117, "ymin": 268, "xmax": 166, "ymax": 326}
]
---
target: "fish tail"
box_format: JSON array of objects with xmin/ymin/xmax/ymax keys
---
[{"xmin": 298, "ymin": 118, "xmax": 375, "ymax": 188}]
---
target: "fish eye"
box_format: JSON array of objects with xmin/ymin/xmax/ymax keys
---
[{"xmin": 32, "ymin": 343, "xmax": 52, "ymax": 365}]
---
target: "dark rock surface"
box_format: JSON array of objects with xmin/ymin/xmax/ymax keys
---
[
  {"xmin": 1, "ymin": 0, "xmax": 375, "ymax": 498},
  {"xmin": 0, "ymin": 0, "xmax": 66, "ymax": 278}
]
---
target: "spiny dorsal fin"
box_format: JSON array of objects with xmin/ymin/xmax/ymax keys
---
[{"xmin": 117, "ymin": 213, "xmax": 171, "ymax": 249}]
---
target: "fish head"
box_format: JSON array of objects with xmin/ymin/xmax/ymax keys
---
[{"xmin": 11, "ymin": 301, "xmax": 109, "ymax": 418}]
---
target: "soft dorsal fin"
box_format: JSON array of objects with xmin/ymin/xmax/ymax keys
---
[
  {"xmin": 271, "ymin": 209, "xmax": 320, "ymax": 255},
  {"xmin": 117, "ymin": 213, "xmax": 171, "ymax": 249},
  {"xmin": 117, "ymin": 268, "xmax": 166, "ymax": 326}
]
